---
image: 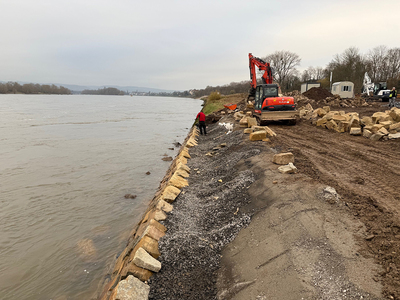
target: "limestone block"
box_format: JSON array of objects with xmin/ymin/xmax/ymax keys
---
[
  {"xmin": 132, "ymin": 236, "xmax": 160, "ymax": 259},
  {"xmin": 272, "ymin": 153, "xmax": 294, "ymax": 165},
  {"xmin": 337, "ymin": 121, "xmax": 349, "ymax": 133},
  {"xmin": 325, "ymin": 120, "xmax": 338, "ymax": 130},
  {"xmin": 177, "ymin": 163, "xmax": 190, "ymax": 174},
  {"xmin": 349, "ymin": 115, "xmax": 360, "ymax": 128},
  {"xmin": 314, "ymin": 108, "xmax": 327, "ymax": 117},
  {"xmin": 239, "ymin": 117, "xmax": 248, "ymax": 127},
  {"xmin": 181, "ymin": 148, "xmax": 191, "ymax": 159},
  {"xmin": 378, "ymin": 127, "xmax": 389, "ymax": 136},
  {"xmin": 363, "ymin": 129, "xmax": 373, "ymax": 139},
  {"xmin": 147, "ymin": 209, "xmax": 167, "ymax": 222},
  {"xmin": 380, "ymin": 121, "xmax": 393, "ymax": 129},
  {"xmin": 305, "ymin": 103, "xmax": 313, "ymax": 111},
  {"xmin": 247, "ymin": 117, "xmax": 257, "ymax": 127},
  {"xmin": 332, "ymin": 115, "xmax": 347, "ymax": 123},
  {"xmin": 361, "ymin": 116, "xmax": 373, "ymax": 126},
  {"xmin": 133, "ymin": 248, "xmax": 162, "ymax": 272},
  {"xmin": 371, "ymin": 124, "xmax": 384, "ymax": 133},
  {"xmin": 323, "ymin": 106, "xmax": 330, "ymax": 113},
  {"xmin": 370, "ymin": 133, "xmax": 384, "ymax": 141},
  {"xmin": 389, "ymin": 108, "xmax": 400, "ymax": 122},
  {"xmin": 120, "ymin": 263, "xmax": 153, "ymax": 282},
  {"xmin": 372, "ymin": 112, "xmax": 389, "ymax": 123},
  {"xmin": 316, "ymin": 118, "xmax": 327, "ymax": 127},
  {"xmin": 349, "ymin": 128, "xmax": 362, "ymax": 136},
  {"xmin": 234, "ymin": 112, "xmax": 245, "ymax": 120},
  {"xmin": 299, "ymin": 109, "xmax": 307, "ymax": 119},
  {"xmin": 175, "ymin": 169, "xmax": 190, "ymax": 178},
  {"xmin": 148, "ymin": 218, "xmax": 167, "ymax": 232},
  {"xmin": 246, "ymin": 111, "xmax": 252, "ymax": 116},
  {"xmin": 244, "ymin": 128, "xmax": 252, "ymax": 134},
  {"xmin": 278, "ymin": 163, "xmax": 298, "ymax": 174},
  {"xmin": 388, "ymin": 132, "xmax": 400, "ymax": 139},
  {"xmin": 364, "ymin": 125, "xmax": 373, "ymax": 131},
  {"xmin": 249, "ymin": 131, "xmax": 267, "ymax": 141},
  {"xmin": 113, "ymin": 275, "xmax": 150, "ymax": 300},
  {"xmin": 389, "ymin": 122, "xmax": 400, "ymax": 132},
  {"xmin": 168, "ymin": 174, "xmax": 189, "ymax": 189},
  {"xmin": 161, "ymin": 185, "xmax": 181, "ymax": 203},
  {"xmin": 156, "ymin": 199, "xmax": 173, "ymax": 213}
]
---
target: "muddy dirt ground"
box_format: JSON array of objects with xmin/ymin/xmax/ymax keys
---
[{"xmin": 147, "ymin": 102, "xmax": 400, "ymax": 300}]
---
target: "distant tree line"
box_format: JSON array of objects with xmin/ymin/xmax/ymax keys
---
[
  {"xmin": 193, "ymin": 45, "xmax": 400, "ymax": 96},
  {"xmin": 0, "ymin": 82, "xmax": 71, "ymax": 94},
  {"xmin": 81, "ymin": 87, "xmax": 126, "ymax": 95}
]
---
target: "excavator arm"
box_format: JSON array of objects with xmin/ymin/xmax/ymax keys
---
[{"xmin": 249, "ymin": 53, "xmax": 273, "ymax": 89}]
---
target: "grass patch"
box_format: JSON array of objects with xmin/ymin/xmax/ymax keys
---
[{"xmin": 202, "ymin": 93, "xmax": 246, "ymax": 115}]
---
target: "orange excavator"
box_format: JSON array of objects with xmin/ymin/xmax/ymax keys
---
[{"xmin": 248, "ymin": 53, "xmax": 297, "ymax": 125}]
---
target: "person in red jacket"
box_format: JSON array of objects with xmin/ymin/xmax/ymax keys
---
[{"xmin": 196, "ymin": 111, "xmax": 207, "ymax": 135}]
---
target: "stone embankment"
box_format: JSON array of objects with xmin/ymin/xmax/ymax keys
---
[
  {"xmin": 98, "ymin": 128, "xmax": 200, "ymax": 300},
  {"xmin": 298, "ymin": 104, "xmax": 400, "ymax": 141}
]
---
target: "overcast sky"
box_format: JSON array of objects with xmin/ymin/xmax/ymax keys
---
[{"xmin": 1, "ymin": 0, "xmax": 399, "ymax": 90}]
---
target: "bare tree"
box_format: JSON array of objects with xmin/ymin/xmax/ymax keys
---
[
  {"xmin": 366, "ymin": 45, "xmax": 388, "ymax": 82},
  {"xmin": 263, "ymin": 50, "xmax": 301, "ymax": 91},
  {"xmin": 386, "ymin": 48, "xmax": 400, "ymax": 80}
]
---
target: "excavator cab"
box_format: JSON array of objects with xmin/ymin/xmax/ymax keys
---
[{"xmin": 255, "ymin": 84, "xmax": 279, "ymax": 110}]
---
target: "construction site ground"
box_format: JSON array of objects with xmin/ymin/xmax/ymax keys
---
[{"xmin": 148, "ymin": 102, "xmax": 400, "ymax": 300}]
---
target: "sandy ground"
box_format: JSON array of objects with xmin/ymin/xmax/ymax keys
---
[{"xmin": 148, "ymin": 102, "xmax": 400, "ymax": 300}]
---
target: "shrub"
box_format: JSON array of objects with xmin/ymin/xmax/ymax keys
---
[{"xmin": 208, "ymin": 91, "xmax": 222, "ymax": 101}]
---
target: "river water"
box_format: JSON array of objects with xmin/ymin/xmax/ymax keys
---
[{"xmin": 0, "ymin": 94, "xmax": 202, "ymax": 299}]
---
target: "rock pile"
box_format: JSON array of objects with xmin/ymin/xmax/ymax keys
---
[
  {"xmin": 298, "ymin": 105, "xmax": 400, "ymax": 141},
  {"xmin": 285, "ymin": 90, "xmax": 369, "ymax": 108},
  {"xmin": 303, "ymin": 87, "xmax": 333, "ymax": 101},
  {"xmin": 99, "ymin": 128, "xmax": 200, "ymax": 300}
]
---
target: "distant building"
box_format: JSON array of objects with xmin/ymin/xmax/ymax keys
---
[
  {"xmin": 331, "ymin": 81, "xmax": 354, "ymax": 98},
  {"xmin": 301, "ymin": 82, "xmax": 320, "ymax": 93}
]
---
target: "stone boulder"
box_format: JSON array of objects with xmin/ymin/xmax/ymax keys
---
[
  {"xmin": 133, "ymin": 247, "xmax": 162, "ymax": 272},
  {"xmin": 349, "ymin": 128, "xmax": 362, "ymax": 136},
  {"xmin": 389, "ymin": 107, "xmax": 400, "ymax": 122},
  {"xmin": 161, "ymin": 185, "xmax": 181, "ymax": 203},
  {"xmin": 278, "ymin": 163, "xmax": 298, "ymax": 174},
  {"xmin": 239, "ymin": 117, "xmax": 248, "ymax": 127},
  {"xmin": 247, "ymin": 117, "xmax": 257, "ymax": 127},
  {"xmin": 388, "ymin": 132, "xmax": 400, "ymax": 139},
  {"xmin": 112, "ymin": 275, "xmax": 150, "ymax": 300},
  {"xmin": 272, "ymin": 152, "xmax": 294, "ymax": 165},
  {"xmin": 249, "ymin": 131, "xmax": 267, "ymax": 141}
]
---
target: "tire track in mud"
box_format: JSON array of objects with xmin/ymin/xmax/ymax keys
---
[
  {"xmin": 271, "ymin": 120, "xmax": 400, "ymax": 299},
  {"xmin": 272, "ymin": 122, "xmax": 400, "ymax": 216}
]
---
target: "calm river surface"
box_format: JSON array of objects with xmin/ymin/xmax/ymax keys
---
[{"xmin": 0, "ymin": 94, "xmax": 202, "ymax": 299}]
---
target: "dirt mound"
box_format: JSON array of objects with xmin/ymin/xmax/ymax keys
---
[{"xmin": 303, "ymin": 87, "xmax": 333, "ymax": 101}]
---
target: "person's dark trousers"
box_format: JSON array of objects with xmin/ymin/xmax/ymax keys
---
[{"xmin": 199, "ymin": 121, "xmax": 207, "ymax": 135}]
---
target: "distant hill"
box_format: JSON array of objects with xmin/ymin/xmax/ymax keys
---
[{"xmin": 0, "ymin": 81, "xmax": 178, "ymax": 94}]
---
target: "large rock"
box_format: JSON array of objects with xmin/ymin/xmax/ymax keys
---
[
  {"xmin": 370, "ymin": 132, "xmax": 384, "ymax": 141},
  {"xmin": 378, "ymin": 127, "xmax": 389, "ymax": 136},
  {"xmin": 177, "ymin": 162, "xmax": 190, "ymax": 174},
  {"xmin": 175, "ymin": 169, "xmax": 190, "ymax": 178},
  {"xmin": 389, "ymin": 122, "xmax": 400, "ymax": 132},
  {"xmin": 156, "ymin": 199, "xmax": 173, "ymax": 213},
  {"xmin": 325, "ymin": 120, "xmax": 338, "ymax": 131},
  {"xmin": 332, "ymin": 115, "xmax": 347, "ymax": 123},
  {"xmin": 389, "ymin": 108, "xmax": 400, "ymax": 122},
  {"xmin": 349, "ymin": 115, "xmax": 360, "ymax": 128},
  {"xmin": 336, "ymin": 121, "xmax": 349, "ymax": 133},
  {"xmin": 372, "ymin": 112, "xmax": 390, "ymax": 123},
  {"xmin": 243, "ymin": 128, "xmax": 252, "ymax": 134},
  {"xmin": 168, "ymin": 174, "xmax": 188, "ymax": 189},
  {"xmin": 349, "ymin": 127, "xmax": 362, "ymax": 136},
  {"xmin": 272, "ymin": 153, "xmax": 294, "ymax": 165},
  {"xmin": 161, "ymin": 185, "xmax": 181, "ymax": 203},
  {"xmin": 278, "ymin": 163, "xmax": 298, "ymax": 174},
  {"xmin": 120, "ymin": 262, "xmax": 153, "ymax": 282},
  {"xmin": 314, "ymin": 108, "xmax": 327, "ymax": 117},
  {"xmin": 363, "ymin": 129, "xmax": 373, "ymax": 139},
  {"xmin": 133, "ymin": 248, "xmax": 162, "ymax": 272},
  {"xmin": 371, "ymin": 124, "xmax": 384, "ymax": 133},
  {"xmin": 361, "ymin": 116, "xmax": 373, "ymax": 126},
  {"xmin": 247, "ymin": 117, "xmax": 257, "ymax": 127},
  {"xmin": 113, "ymin": 275, "xmax": 150, "ymax": 300},
  {"xmin": 249, "ymin": 131, "xmax": 267, "ymax": 141},
  {"xmin": 379, "ymin": 121, "xmax": 393, "ymax": 129},
  {"xmin": 239, "ymin": 117, "xmax": 248, "ymax": 127},
  {"xmin": 131, "ymin": 236, "xmax": 160, "ymax": 259},
  {"xmin": 323, "ymin": 106, "xmax": 330, "ymax": 113},
  {"xmin": 388, "ymin": 132, "xmax": 400, "ymax": 139},
  {"xmin": 316, "ymin": 118, "xmax": 327, "ymax": 127}
]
